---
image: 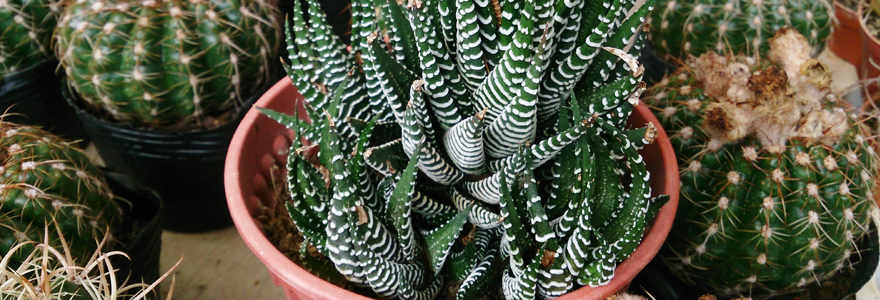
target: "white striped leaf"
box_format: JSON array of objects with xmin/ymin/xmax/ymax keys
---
[
  {"xmin": 473, "ymin": 0, "xmax": 535, "ymax": 122},
  {"xmin": 576, "ymin": 231, "xmax": 616, "ymax": 287},
  {"xmin": 455, "ymin": 0, "xmax": 489, "ymax": 91},
  {"xmin": 422, "ymin": 203, "xmax": 471, "ymax": 276},
  {"xmin": 387, "ymin": 143, "xmax": 422, "ymax": 262},
  {"xmin": 579, "ymin": 0, "xmax": 653, "ymax": 88},
  {"xmin": 364, "ymin": 139, "xmax": 408, "ymax": 177},
  {"xmin": 537, "ymin": 0, "xmax": 620, "ymax": 120},
  {"xmin": 457, "ymin": 243, "xmax": 500, "ymax": 300},
  {"xmin": 536, "ymin": 240, "xmax": 573, "ymax": 298},
  {"xmin": 443, "ymin": 110, "xmax": 488, "ymax": 174},
  {"xmin": 407, "ymin": 2, "xmax": 464, "ymax": 129},
  {"xmin": 451, "ymin": 187, "xmax": 503, "ymax": 228},
  {"xmin": 368, "ymin": 36, "xmax": 419, "ymax": 124}
]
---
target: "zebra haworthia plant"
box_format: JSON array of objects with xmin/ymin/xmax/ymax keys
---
[{"xmin": 260, "ymin": 0, "xmax": 670, "ymax": 298}]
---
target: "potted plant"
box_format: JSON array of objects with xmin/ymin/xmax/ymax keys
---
[
  {"xmin": 0, "ymin": 0, "xmax": 88, "ymax": 142},
  {"xmin": 648, "ymin": 29, "xmax": 880, "ymax": 299},
  {"xmin": 227, "ymin": 0, "xmax": 680, "ymax": 298},
  {"xmin": 0, "ymin": 120, "xmax": 166, "ymax": 292},
  {"xmin": 645, "ymin": 0, "xmax": 833, "ymax": 61},
  {"xmin": 54, "ymin": 0, "xmax": 284, "ymax": 232},
  {"xmin": 0, "ymin": 225, "xmax": 180, "ymax": 300}
]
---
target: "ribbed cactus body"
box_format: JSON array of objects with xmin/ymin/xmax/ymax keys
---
[
  {"xmin": 649, "ymin": 30, "xmax": 876, "ymax": 298},
  {"xmin": 0, "ymin": 0, "xmax": 63, "ymax": 77},
  {"xmin": 647, "ymin": 0, "xmax": 832, "ymax": 60},
  {"xmin": 56, "ymin": 0, "xmax": 281, "ymax": 131},
  {"xmin": 0, "ymin": 122, "xmax": 120, "ymax": 267}
]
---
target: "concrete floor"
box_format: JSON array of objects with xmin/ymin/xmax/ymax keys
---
[{"xmin": 76, "ymin": 49, "xmax": 880, "ymax": 300}]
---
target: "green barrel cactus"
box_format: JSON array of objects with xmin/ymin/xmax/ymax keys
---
[
  {"xmin": 0, "ymin": 120, "xmax": 121, "ymax": 268},
  {"xmin": 260, "ymin": 0, "xmax": 672, "ymax": 298},
  {"xmin": 648, "ymin": 29, "xmax": 877, "ymax": 298},
  {"xmin": 0, "ymin": 0, "xmax": 63, "ymax": 78},
  {"xmin": 647, "ymin": 0, "xmax": 832, "ymax": 60},
  {"xmin": 55, "ymin": 0, "xmax": 282, "ymax": 131}
]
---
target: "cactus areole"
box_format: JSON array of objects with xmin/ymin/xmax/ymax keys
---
[
  {"xmin": 0, "ymin": 0, "xmax": 63, "ymax": 78},
  {"xmin": 650, "ymin": 29, "xmax": 877, "ymax": 298},
  {"xmin": 647, "ymin": 0, "xmax": 832, "ymax": 60},
  {"xmin": 56, "ymin": 0, "xmax": 281, "ymax": 131},
  {"xmin": 0, "ymin": 121, "xmax": 121, "ymax": 268},
  {"xmin": 259, "ymin": 0, "xmax": 673, "ymax": 298}
]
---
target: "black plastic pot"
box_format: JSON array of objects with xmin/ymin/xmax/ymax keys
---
[
  {"xmin": 63, "ymin": 81, "xmax": 267, "ymax": 233},
  {"xmin": 0, "ymin": 60, "xmax": 88, "ymax": 143},
  {"xmin": 104, "ymin": 170, "xmax": 163, "ymax": 292}
]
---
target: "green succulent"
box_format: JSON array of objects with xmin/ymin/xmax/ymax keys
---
[
  {"xmin": 0, "ymin": 121, "xmax": 121, "ymax": 270},
  {"xmin": 0, "ymin": 0, "xmax": 63, "ymax": 78},
  {"xmin": 259, "ymin": 0, "xmax": 674, "ymax": 298},
  {"xmin": 649, "ymin": 29, "xmax": 877, "ymax": 298},
  {"xmin": 55, "ymin": 0, "xmax": 282, "ymax": 131},
  {"xmin": 647, "ymin": 0, "xmax": 832, "ymax": 60}
]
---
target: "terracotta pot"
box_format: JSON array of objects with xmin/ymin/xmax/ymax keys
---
[
  {"xmin": 830, "ymin": 1, "xmax": 864, "ymax": 72},
  {"xmin": 225, "ymin": 77, "xmax": 680, "ymax": 300},
  {"xmin": 859, "ymin": 0, "xmax": 880, "ymax": 98}
]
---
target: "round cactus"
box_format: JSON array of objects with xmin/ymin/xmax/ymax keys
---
[
  {"xmin": 0, "ymin": 0, "xmax": 64, "ymax": 78},
  {"xmin": 647, "ymin": 0, "xmax": 832, "ymax": 60},
  {"xmin": 56, "ymin": 0, "xmax": 282, "ymax": 131},
  {"xmin": 648, "ymin": 29, "xmax": 877, "ymax": 298},
  {"xmin": 0, "ymin": 120, "xmax": 121, "ymax": 268}
]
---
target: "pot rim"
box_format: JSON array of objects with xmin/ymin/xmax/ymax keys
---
[{"xmin": 225, "ymin": 77, "xmax": 680, "ymax": 299}]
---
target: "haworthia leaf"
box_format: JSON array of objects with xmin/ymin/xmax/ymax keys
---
[
  {"xmin": 474, "ymin": 0, "xmax": 501, "ymax": 68},
  {"xmin": 595, "ymin": 119, "xmax": 651, "ymax": 260},
  {"xmin": 499, "ymin": 169, "xmax": 528, "ymax": 277},
  {"xmin": 399, "ymin": 272, "xmax": 444, "ymax": 300},
  {"xmin": 455, "ymin": 0, "xmax": 489, "ymax": 91},
  {"xmin": 447, "ymin": 233, "xmax": 478, "ymax": 281},
  {"xmin": 407, "ymin": 3, "xmax": 464, "ymax": 129},
  {"xmin": 537, "ymin": 240, "xmax": 573, "ymax": 298},
  {"xmin": 502, "ymin": 255, "xmax": 539, "ymax": 300},
  {"xmin": 286, "ymin": 201, "xmax": 328, "ymax": 256},
  {"xmin": 473, "ymin": 0, "xmax": 535, "ymax": 122},
  {"xmin": 537, "ymin": 0, "xmax": 620, "ymax": 116},
  {"xmin": 387, "ymin": 143, "xmax": 422, "ymax": 262},
  {"xmin": 379, "ymin": 0, "xmax": 422, "ymax": 74},
  {"xmin": 444, "ymin": 110, "xmax": 488, "ymax": 174},
  {"xmin": 580, "ymin": 0, "xmax": 654, "ymax": 87},
  {"xmin": 457, "ymin": 243, "xmax": 501, "ymax": 300},
  {"xmin": 423, "ymin": 203, "xmax": 472, "ymax": 276},
  {"xmin": 368, "ymin": 34, "xmax": 419, "ymax": 124},
  {"xmin": 365, "ymin": 139, "xmax": 409, "ymax": 177},
  {"xmin": 320, "ymin": 113, "xmax": 366, "ymax": 285},
  {"xmin": 521, "ymin": 172, "xmax": 555, "ymax": 243},
  {"xmin": 577, "ymin": 231, "xmax": 616, "ymax": 287},
  {"xmin": 303, "ymin": 0, "xmax": 353, "ymax": 91},
  {"xmin": 299, "ymin": 238, "xmax": 347, "ymax": 286},
  {"xmin": 451, "ymin": 187, "xmax": 503, "ymax": 228},
  {"xmin": 483, "ymin": 50, "xmax": 539, "ymax": 158}
]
